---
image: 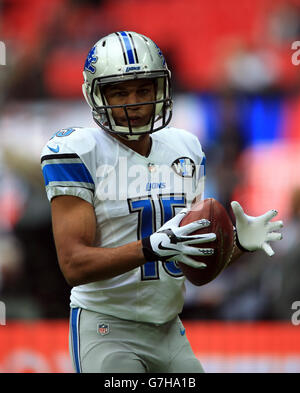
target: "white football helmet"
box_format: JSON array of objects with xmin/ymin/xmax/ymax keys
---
[{"xmin": 82, "ymin": 31, "xmax": 172, "ymax": 140}]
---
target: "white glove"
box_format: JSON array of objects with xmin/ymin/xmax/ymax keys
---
[
  {"xmin": 142, "ymin": 209, "xmax": 216, "ymax": 269},
  {"xmin": 231, "ymin": 201, "xmax": 283, "ymax": 256}
]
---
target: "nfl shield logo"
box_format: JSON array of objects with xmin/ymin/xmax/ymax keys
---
[{"xmin": 97, "ymin": 323, "xmax": 110, "ymax": 336}]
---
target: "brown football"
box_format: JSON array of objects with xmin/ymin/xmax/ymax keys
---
[{"xmin": 178, "ymin": 198, "xmax": 235, "ymax": 286}]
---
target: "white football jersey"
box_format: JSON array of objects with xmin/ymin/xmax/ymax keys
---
[{"xmin": 41, "ymin": 126, "xmax": 206, "ymax": 324}]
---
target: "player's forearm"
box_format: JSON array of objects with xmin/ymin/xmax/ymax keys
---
[{"xmin": 59, "ymin": 240, "xmax": 146, "ymax": 286}]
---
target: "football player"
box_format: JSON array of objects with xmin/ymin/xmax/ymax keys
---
[{"xmin": 41, "ymin": 31, "xmax": 283, "ymax": 373}]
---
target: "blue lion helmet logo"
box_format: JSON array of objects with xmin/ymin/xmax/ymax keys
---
[
  {"xmin": 153, "ymin": 42, "xmax": 166, "ymax": 66},
  {"xmin": 84, "ymin": 46, "xmax": 97, "ymax": 73}
]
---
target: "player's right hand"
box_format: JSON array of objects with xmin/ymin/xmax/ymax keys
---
[{"xmin": 141, "ymin": 208, "xmax": 216, "ymax": 269}]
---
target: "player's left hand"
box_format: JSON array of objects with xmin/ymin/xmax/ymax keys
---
[{"xmin": 231, "ymin": 201, "xmax": 283, "ymax": 256}]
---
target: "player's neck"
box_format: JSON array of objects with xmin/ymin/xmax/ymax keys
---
[{"xmin": 112, "ymin": 134, "xmax": 152, "ymax": 157}]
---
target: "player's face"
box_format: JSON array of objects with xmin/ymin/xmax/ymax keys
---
[{"xmin": 104, "ymin": 79, "xmax": 156, "ymax": 128}]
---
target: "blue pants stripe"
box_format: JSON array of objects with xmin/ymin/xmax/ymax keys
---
[{"xmin": 71, "ymin": 307, "xmax": 81, "ymax": 373}]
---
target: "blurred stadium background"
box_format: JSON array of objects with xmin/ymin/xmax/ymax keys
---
[{"xmin": 1, "ymin": 0, "xmax": 300, "ymax": 373}]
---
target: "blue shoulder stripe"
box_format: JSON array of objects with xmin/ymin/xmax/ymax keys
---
[{"xmin": 42, "ymin": 163, "xmax": 94, "ymax": 187}]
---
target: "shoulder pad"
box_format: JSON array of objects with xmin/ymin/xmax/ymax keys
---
[{"xmin": 41, "ymin": 127, "xmax": 98, "ymax": 158}]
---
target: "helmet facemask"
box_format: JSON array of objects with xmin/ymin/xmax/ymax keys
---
[{"xmin": 89, "ymin": 70, "xmax": 172, "ymax": 140}]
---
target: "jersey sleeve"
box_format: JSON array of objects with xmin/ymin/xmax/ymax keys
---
[{"xmin": 40, "ymin": 128, "xmax": 95, "ymax": 204}]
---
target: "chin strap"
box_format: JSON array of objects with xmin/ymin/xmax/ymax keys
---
[
  {"xmin": 93, "ymin": 113, "xmax": 151, "ymax": 141},
  {"xmin": 117, "ymin": 133, "xmax": 143, "ymax": 141}
]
